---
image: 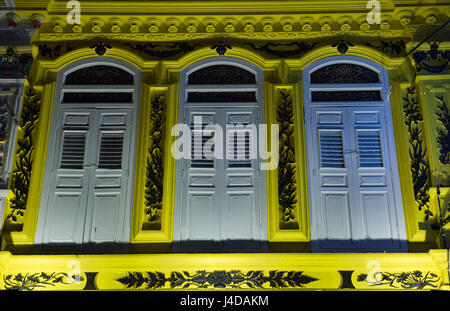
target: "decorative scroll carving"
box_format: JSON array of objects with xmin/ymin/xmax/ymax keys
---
[
  {"xmin": 126, "ymin": 42, "xmax": 198, "ymax": 58},
  {"xmin": 145, "ymin": 94, "xmax": 166, "ymax": 223},
  {"xmin": 38, "ymin": 43, "xmax": 77, "ymax": 59},
  {"xmin": 211, "ymin": 41, "xmax": 232, "ymax": 55},
  {"xmin": 357, "ymin": 271, "xmax": 440, "ymax": 289},
  {"xmin": 8, "ymin": 87, "xmax": 40, "ymax": 223},
  {"xmin": 365, "ymin": 40, "xmax": 406, "ymax": 56},
  {"xmin": 311, "ymin": 64, "xmax": 380, "ymax": 84},
  {"xmin": 403, "ymin": 87, "xmax": 432, "ymax": 220},
  {"xmin": 65, "ymin": 65, "xmax": 134, "ymax": 85},
  {"xmin": 117, "ymin": 270, "xmax": 318, "ymax": 289},
  {"xmin": 413, "ymin": 43, "xmax": 450, "ymax": 73},
  {"xmin": 277, "ymin": 90, "xmax": 298, "ymax": 225},
  {"xmin": 246, "ymin": 41, "xmax": 316, "ymax": 58},
  {"xmin": 188, "ymin": 65, "xmax": 256, "ymax": 85},
  {"xmin": 90, "ymin": 42, "xmax": 112, "ymax": 56},
  {"xmin": 3, "ymin": 272, "xmax": 84, "ymax": 291},
  {"xmin": 332, "ymin": 40, "xmax": 354, "ymax": 54},
  {"xmin": 436, "ymin": 96, "xmax": 450, "ymax": 165}
]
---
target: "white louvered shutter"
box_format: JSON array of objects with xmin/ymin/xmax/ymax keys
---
[
  {"xmin": 319, "ymin": 130, "xmax": 345, "ymax": 168},
  {"xmin": 356, "ymin": 130, "xmax": 383, "ymax": 168},
  {"xmin": 98, "ymin": 133, "xmax": 124, "ymax": 170},
  {"xmin": 60, "ymin": 132, "xmax": 87, "ymax": 169}
]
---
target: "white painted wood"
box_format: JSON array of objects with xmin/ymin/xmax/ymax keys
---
[
  {"xmin": 174, "ymin": 57, "xmax": 267, "ymax": 251},
  {"xmin": 303, "ymin": 55, "xmax": 407, "ymax": 252},
  {"xmin": 35, "ymin": 58, "xmax": 140, "ymax": 249}
]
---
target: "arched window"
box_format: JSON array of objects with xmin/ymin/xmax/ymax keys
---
[
  {"xmin": 36, "ymin": 59, "xmax": 140, "ymax": 251},
  {"xmin": 303, "ymin": 55, "xmax": 407, "ymax": 253},
  {"xmin": 174, "ymin": 57, "xmax": 267, "ymax": 251}
]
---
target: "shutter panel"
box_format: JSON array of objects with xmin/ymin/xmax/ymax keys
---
[
  {"xmin": 227, "ymin": 129, "xmax": 251, "ymax": 168},
  {"xmin": 190, "ymin": 124, "xmax": 215, "ymax": 168},
  {"xmin": 319, "ymin": 130, "xmax": 345, "ymax": 168},
  {"xmin": 98, "ymin": 133, "xmax": 124, "ymax": 169},
  {"xmin": 60, "ymin": 132, "xmax": 86, "ymax": 169},
  {"xmin": 356, "ymin": 130, "xmax": 383, "ymax": 167}
]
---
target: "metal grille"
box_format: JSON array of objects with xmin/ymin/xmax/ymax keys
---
[
  {"xmin": 311, "ymin": 64, "xmax": 380, "ymax": 84},
  {"xmin": 65, "ymin": 65, "xmax": 134, "ymax": 85},
  {"xmin": 188, "ymin": 65, "xmax": 256, "ymax": 85}
]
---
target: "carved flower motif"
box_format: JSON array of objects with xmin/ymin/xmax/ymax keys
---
[
  {"xmin": 72, "ymin": 25, "xmax": 82, "ymax": 33},
  {"xmin": 412, "ymin": 271, "xmax": 423, "ymax": 278},
  {"xmin": 168, "ymin": 25, "xmax": 178, "ymax": 33},
  {"xmin": 426, "ymin": 15, "xmax": 436, "ymax": 24},
  {"xmin": 400, "ymin": 17, "xmax": 411, "ymax": 26},
  {"xmin": 53, "ymin": 24, "xmax": 63, "ymax": 33},
  {"xmin": 360, "ymin": 22, "xmax": 370, "ymax": 30},
  {"xmin": 187, "ymin": 25, "xmax": 197, "ymax": 33},
  {"xmin": 397, "ymin": 273, "xmax": 409, "ymax": 282},
  {"xmin": 263, "ymin": 24, "xmax": 273, "ymax": 32},
  {"xmin": 302, "ymin": 23, "xmax": 312, "ymax": 32},
  {"xmin": 321, "ymin": 23, "xmax": 331, "ymax": 32},
  {"xmin": 111, "ymin": 24, "xmax": 121, "ymax": 33},
  {"xmin": 380, "ymin": 21, "xmax": 390, "ymax": 30},
  {"xmin": 130, "ymin": 24, "xmax": 140, "ymax": 33},
  {"xmin": 282, "ymin": 23, "xmax": 293, "ymax": 32},
  {"xmin": 149, "ymin": 25, "xmax": 159, "ymax": 33},
  {"xmin": 205, "ymin": 24, "xmax": 215, "ymax": 32},
  {"xmin": 224, "ymin": 23, "xmax": 235, "ymax": 32},
  {"xmin": 92, "ymin": 24, "xmax": 102, "ymax": 33},
  {"xmin": 206, "ymin": 271, "xmax": 233, "ymax": 288},
  {"xmin": 244, "ymin": 23, "xmax": 254, "ymax": 33},
  {"xmin": 130, "ymin": 24, "xmax": 140, "ymax": 32},
  {"xmin": 340, "ymin": 23, "xmax": 351, "ymax": 32}
]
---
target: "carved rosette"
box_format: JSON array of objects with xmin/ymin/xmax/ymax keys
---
[
  {"xmin": 402, "ymin": 87, "xmax": 432, "ymax": 220},
  {"xmin": 144, "ymin": 93, "xmax": 166, "ymax": 225},
  {"xmin": 7, "ymin": 86, "xmax": 40, "ymax": 224},
  {"xmin": 277, "ymin": 89, "xmax": 298, "ymax": 227}
]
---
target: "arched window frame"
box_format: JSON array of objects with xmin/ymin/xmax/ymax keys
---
[
  {"xmin": 180, "ymin": 57, "xmax": 265, "ymax": 109},
  {"xmin": 174, "ymin": 56, "xmax": 268, "ymax": 248},
  {"xmin": 35, "ymin": 57, "xmax": 142, "ymax": 247},
  {"xmin": 302, "ymin": 55, "xmax": 407, "ymax": 252},
  {"xmin": 303, "ymin": 55, "xmax": 390, "ymax": 105}
]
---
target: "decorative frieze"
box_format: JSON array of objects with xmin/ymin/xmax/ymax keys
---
[
  {"xmin": 117, "ymin": 270, "xmax": 318, "ymax": 289},
  {"xmin": 277, "ymin": 90, "xmax": 298, "ymax": 226},
  {"xmin": 413, "ymin": 43, "xmax": 450, "ymax": 74},
  {"xmin": 436, "ymin": 96, "xmax": 450, "ymax": 166},
  {"xmin": 3, "ymin": 272, "xmax": 83, "ymax": 291},
  {"xmin": 357, "ymin": 271, "xmax": 440, "ymax": 289},
  {"xmin": 145, "ymin": 93, "xmax": 166, "ymax": 224},
  {"xmin": 403, "ymin": 87, "xmax": 432, "ymax": 220},
  {"xmin": 7, "ymin": 86, "xmax": 40, "ymax": 224}
]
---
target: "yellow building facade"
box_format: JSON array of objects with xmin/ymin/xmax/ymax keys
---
[{"xmin": 0, "ymin": 0, "xmax": 449, "ymax": 291}]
